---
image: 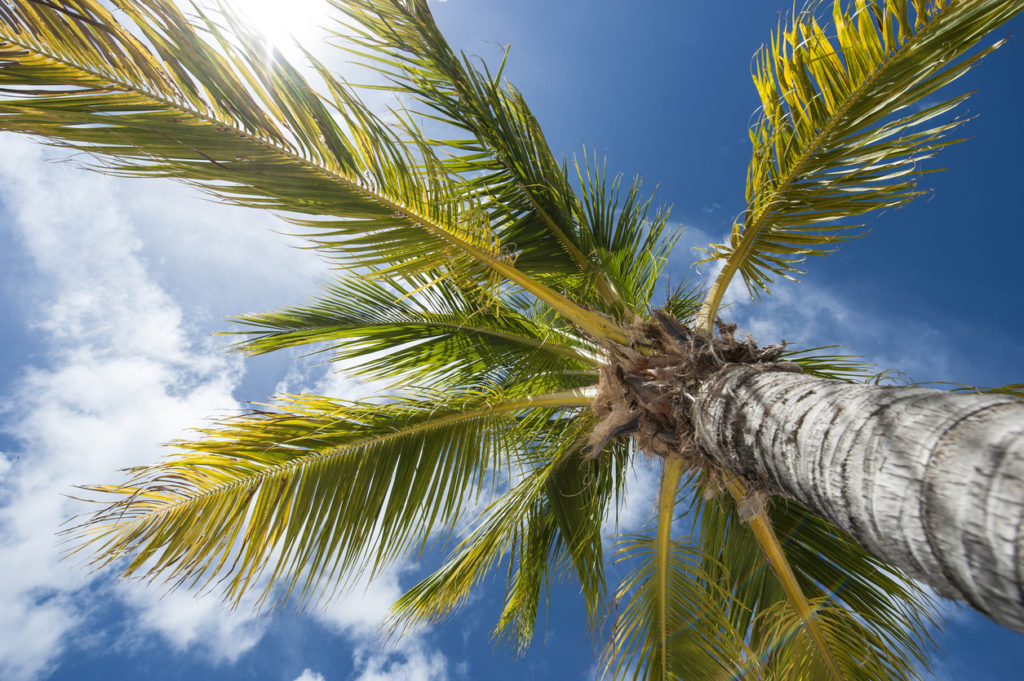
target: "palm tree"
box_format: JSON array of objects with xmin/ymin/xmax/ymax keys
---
[{"xmin": 1, "ymin": 0, "xmax": 1022, "ymax": 678}]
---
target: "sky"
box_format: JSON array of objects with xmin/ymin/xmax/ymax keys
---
[{"xmin": 0, "ymin": 1, "xmax": 1022, "ymax": 680}]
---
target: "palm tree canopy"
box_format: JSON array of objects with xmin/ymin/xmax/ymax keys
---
[{"xmin": 1, "ymin": 1, "xmax": 1022, "ymax": 679}]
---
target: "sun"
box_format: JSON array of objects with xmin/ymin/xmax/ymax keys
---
[{"xmin": 228, "ymin": 0, "xmax": 330, "ymax": 56}]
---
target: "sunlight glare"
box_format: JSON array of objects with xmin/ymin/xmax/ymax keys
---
[{"xmin": 230, "ymin": 0, "xmax": 330, "ymax": 57}]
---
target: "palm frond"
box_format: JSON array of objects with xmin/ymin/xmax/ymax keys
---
[
  {"xmin": 696, "ymin": 0, "xmax": 1023, "ymax": 330},
  {"xmin": 693, "ymin": 487, "xmax": 938, "ymax": 681},
  {"xmin": 574, "ymin": 153, "xmax": 679, "ymax": 315},
  {"xmin": 331, "ymin": 0, "xmax": 594, "ymax": 276},
  {"xmin": 229, "ymin": 273, "xmax": 600, "ymax": 390},
  {"xmin": 331, "ymin": 0, "xmax": 683, "ymax": 318},
  {"xmin": 756, "ymin": 596, "xmax": 931, "ymax": 681},
  {"xmin": 659, "ymin": 281, "xmax": 706, "ymax": 325},
  {"xmin": 780, "ymin": 345, "xmax": 880, "ymax": 382},
  {"xmin": 69, "ymin": 387, "xmax": 593, "ymax": 609},
  {"xmin": 602, "ymin": 533, "xmax": 760, "ymax": 681},
  {"xmin": 390, "ymin": 423, "xmax": 627, "ymax": 652},
  {"xmin": 388, "ymin": 445, "xmax": 556, "ymax": 634},
  {"xmin": 917, "ymin": 381, "xmax": 1024, "ymax": 398},
  {"xmin": 495, "ymin": 439, "xmax": 628, "ymax": 651},
  {"xmin": 653, "ymin": 459, "xmax": 686, "ymax": 681},
  {"xmin": 0, "ymin": 0, "xmax": 628, "ymax": 342}
]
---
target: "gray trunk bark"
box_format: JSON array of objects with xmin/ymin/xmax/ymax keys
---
[{"xmin": 692, "ymin": 364, "xmax": 1024, "ymax": 633}]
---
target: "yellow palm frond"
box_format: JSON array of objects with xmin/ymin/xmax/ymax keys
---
[
  {"xmin": 69, "ymin": 388, "xmax": 593, "ymax": 609},
  {"xmin": 696, "ymin": 0, "xmax": 1022, "ymax": 331},
  {"xmin": 0, "ymin": 0, "xmax": 628, "ymax": 341}
]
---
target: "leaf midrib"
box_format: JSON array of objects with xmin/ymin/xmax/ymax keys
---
[
  {"xmin": 238, "ymin": 314, "xmax": 600, "ymax": 364},
  {"xmin": 109, "ymin": 389, "xmax": 594, "ymax": 521}
]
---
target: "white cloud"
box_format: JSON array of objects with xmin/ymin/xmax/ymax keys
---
[
  {"xmin": 117, "ymin": 174, "xmax": 331, "ymax": 322},
  {"xmin": 724, "ymin": 278, "xmax": 954, "ymax": 381},
  {"xmin": 666, "ymin": 223, "xmax": 715, "ymax": 286},
  {"xmin": 603, "ymin": 455, "xmax": 659, "ymax": 541},
  {"xmin": 273, "ymin": 357, "xmax": 375, "ymax": 402},
  {"xmin": 312, "ymin": 567, "xmax": 452, "ymax": 681},
  {"xmin": 677, "ymin": 222, "xmax": 956, "ymax": 382},
  {"xmin": 0, "ymin": 136, "xmax": 290, "ymax": 678},
  {"xmin": 352, "ymin": 642, "xmax": 448, "ymax": 681},
  {"xmin": 119, "ymin": 587, "xmax": 268, "ymax": 664},
  {"xmin": 315, "ymin": 568, "xmax": 405, "ymax": 638},
  {"xmin": 294, "ymin": 669, "xmax": 327, "ymax": 681},
  {"xmin": 0, "ymin": 594, "xmax": 79, "ymax": 681},
  {"xmin": 0, "ymin": 135, "xmax": 460, "ymax": 681}
]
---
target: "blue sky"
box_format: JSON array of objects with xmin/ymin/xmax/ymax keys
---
[{"xmin": 0, "ymin": 1, "xmax": 1022, "ymax": 680}]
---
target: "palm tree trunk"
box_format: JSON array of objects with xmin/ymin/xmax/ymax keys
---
[{"xmin": 692, "ymin": 363, "xmax": 1024, "ymax": 633}]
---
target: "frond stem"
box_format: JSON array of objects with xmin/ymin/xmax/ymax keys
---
[
  {"xmin": 518, "ymin": 187, "xmax": 628, "ymax": 318},
  {"xmin": 723, "ymin": 475, "xmax": 844, "ymax": 681},
  {"xmin": 655, "ymin": 457, "xmax": 685, "ymax": 679}
]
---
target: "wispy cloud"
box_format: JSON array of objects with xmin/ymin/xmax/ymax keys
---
[
  {"xmin": 680, "ymin": 225, "xmax": 958, "ymax": 382},
  {"xmin": 0, "ymin": 134, "xmax": 463, "ymax": 681},
  {"xmin": 118, "ymin": 587, "xmax": 269, "ymax": 664},
  {"xmin": 720, "ymin": 277, "xmax": 955, "ymax": 381},
  {"xmin": 602, "ymin": 456, "xmax": 659, "ymax": 541}
]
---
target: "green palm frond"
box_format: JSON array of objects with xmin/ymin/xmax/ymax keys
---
[
  {"xmin": 390, "ymin": 424, "xmax": 627, "ymax": 651},
  {"xmin": 696, "ymin": 0, "xmax": 1023, "ymax": 331},
  {"xmin": 606, "ymin": 517, "xmax": 933, "ymax": 681},
  {"xmin": 755, "ymin": 595, "xmax": 930, "ymax": 681},
  {"xmin": 659, "ymin": 282, "xmax": 705, "ymax": 325},
  {"xmin": 603, "ymin": 533, "xmax": 760, "ymax": 681},
  {"xmin": 389, "ymin": 444, "xmax": 562, "ymax": 634},
  {"xmin": 1, "ymin": 0, "xmax": 423, "ymax": 241},
  {"xmin": 780, "ymin": 346, "xmax": 880, "ymax": 382},
  {"xmin": 332, "ymin": 0, "xmax": 593, "ymax": 276},
  {"xmin": 0, "ymin": 0, "xmax": 628, "ymax": 342},
  {"xmin": 332, "ymin": 0, "xmax": 681, "ymax": 318},
  {"xmin": 496, "ymin": 439, "xmax": 628, "ymax": 650},
  {"xmin": 574, "ymin": 154, "xmax": 679, "ymax": 314},
  {"xmin": 694, "ymin": 489, "xmax": 938, "ymax": 680},
  {"xmin": 70, "ymin": 387, "xmax": 593, "ymax": 609},
  {"xmin": 229, "ymin": 273, "xmax": 600, "ymax": 390}
]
